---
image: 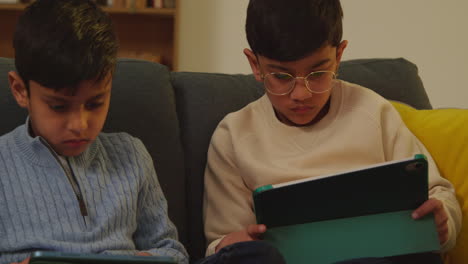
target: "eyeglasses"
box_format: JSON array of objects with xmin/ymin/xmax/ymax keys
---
[{"xmin": 261, "ymin": 70, "xmax": 337, "ymax": 96}]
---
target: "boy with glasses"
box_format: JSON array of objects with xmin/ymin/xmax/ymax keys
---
[{"xmin": 203, "ymin": 0, "xmax": 462, "ymax": 263}]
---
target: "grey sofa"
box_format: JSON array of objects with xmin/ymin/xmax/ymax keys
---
[{"xmin": 0, "ymin": 57, "xmax": 432, "ymax": 262}]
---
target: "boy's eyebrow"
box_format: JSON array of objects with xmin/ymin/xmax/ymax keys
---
[
  {"xmin": 42, "ymin": 90, "xmax": 110, "ymax": 102},
  {"xmin": 266, "ymin": 64, "xmax": 290, "ymax": 72},
  {"xmin": 88, "ymin": 90, "xmax": 110, "ymax": 100},
  {"xmin": 266, "ymin": 58, "xmax": 332, "ymax": 73},
  {"xmin": 309, "ymin": 58, "xmax": 331, "ymax": 70},
  {"xmin": 42, "ymin": 95, "xmax": 68, "ymax": 102}
]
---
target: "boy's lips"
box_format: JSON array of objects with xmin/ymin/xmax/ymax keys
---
[
  {"xmin": 291, "ymin": 105, "xmax": 313, "ymax": 113},
  {"xmin": 63, "ymin": 139, "xmax": 90, "ymax": 147}
]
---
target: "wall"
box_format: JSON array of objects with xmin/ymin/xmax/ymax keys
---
[
  {"xmin": 342, "ymin": 0, "xmax": 468, "ymax": 109},
  {"xmin": 178, "ymin": 0, "xmax": 249, "ymax": 74},
  {"xmin": 178, "ymin": 0, "xmax": 468, "ymax": 108}
]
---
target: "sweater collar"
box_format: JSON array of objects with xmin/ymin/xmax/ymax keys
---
[{"xmin": 14, "ymin": 117, "xmax": 99, "ymax": 168}]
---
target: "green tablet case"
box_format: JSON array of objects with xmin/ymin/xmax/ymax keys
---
[{"xmin": 253, "ymin": 155, "xmax": 439, "ymax": 264}]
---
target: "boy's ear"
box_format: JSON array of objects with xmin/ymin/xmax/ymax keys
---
[
  {"xmin": 335, "ymin": 40, "xmax": 348, "ymax": 68},
  {"xmin": 243, "ymin": 48, "xmax": 263, "ymax": 82},
  {"xmin": 8, "ymin": 71, "xmax": 30, "ymax": 109}
]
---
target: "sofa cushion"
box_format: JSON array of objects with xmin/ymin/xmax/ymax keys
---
[
  {"xmin": 391, "ymin": 101, "xmax": 468, "ymax": 264},
  {"xmin": 0, "ymin": 58, "xmax": 28, "ymax": 136},
  {"xmin": 110, "ymin": 59, "xmax": 188, "ymax": 244},
  {"xmin": 172, "ymin": 72, "xmax": 263, "ymax": 260},
  {"xmin": 339, "ymin": 58, "xmax": 432, "ymax": 109}
]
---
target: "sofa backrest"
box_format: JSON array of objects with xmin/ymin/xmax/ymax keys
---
[
  {"xmin": 337, "ymin": 58, "xmax": 432, "ymax": 110},
  {"xmin": 110, "ymin": 59, "xmax": 188, "ymax": 244},
  {"xmin": 0, "ymin": 58, "xmax": 27, "ymax": 136},
  {"xmin": 172, "ymin": 72, "xmax": 264, "ymax": 259}
]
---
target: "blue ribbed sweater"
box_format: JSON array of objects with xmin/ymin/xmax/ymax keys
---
[{"xmin": 0, "ymin": 123, "xmax": 188, "ymax": 264}]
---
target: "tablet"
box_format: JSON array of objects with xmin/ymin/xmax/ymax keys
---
[
  {"xmin": 251, "ymin": 154, "xmax": 439, "ymax": 264},
  {"xmin": 29, "ymin": 251, "xmax": 177, "ymax": 264},
  {"xmin": 253, "ymin": 154, "xmax": 429, "ymax": 227}
]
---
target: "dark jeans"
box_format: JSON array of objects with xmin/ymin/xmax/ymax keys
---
[
  {"xmin": 335, "ymin": 253, "xmax": 443, "ymax": 264},
  {"xmin": 196, "ymin": 241, "xmax": 286, "ymax": 264},
  {"xmin": 197, "ymin": 241, "xmax": 443, "ymax": 264}
]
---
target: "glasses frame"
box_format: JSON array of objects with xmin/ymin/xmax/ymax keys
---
[{"xmin": 261, "ymin": 70, "xmax": 337, "ymax": 96}]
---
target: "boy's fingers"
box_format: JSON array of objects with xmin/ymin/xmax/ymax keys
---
[
  {"xmin": 435, "ymin": 213, "xmax": 448, "ymax": 228},
  {"xmin": 439, "ymin": 230, "xmax": 448, "ymax": 244},
  {"xmin": 412, "ymin": 198, "xmax": 443, "ymax": 219},
  {"xmin": 246, "ymin": 224, "xmax": 266, "ymax": 236},
  {"xmin": 12, "ymin": 257, "xmax": 30, "ymax": 264},
  {"xmin": 438, "ymin": 224, "xmax": 449, "ymax": 235}
]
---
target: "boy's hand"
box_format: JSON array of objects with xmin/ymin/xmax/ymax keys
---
[
  {"xmin": 10, "ymin": 257, "xmax": 30, "ymax": 264},
  {"xmin": 215, "ymin": 224, "xmax": 267, "ymax": 252},
  {"xmin": 412, "ymin": 198, "xmax": 449, "ymax": 245},
  {"xmin": 136, "ymin": 252, "xmax": 151, "ymax": 256}
]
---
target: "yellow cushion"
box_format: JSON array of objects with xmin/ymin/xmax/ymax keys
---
[{"xmin": 391, "ymin": 101, "xmax": 468, "ymax": 264}]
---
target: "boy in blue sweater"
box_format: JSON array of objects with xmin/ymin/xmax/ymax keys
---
[{"xmin": 0, "ymin": 0, "xmax": 188, "ymax": 263}]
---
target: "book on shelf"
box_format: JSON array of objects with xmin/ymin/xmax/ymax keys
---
[
  {"xmin": 100, "ymin": 0, "xmax": 173, "ymax": 9},
  {"xmin": 253, "ymin": 154, "xmax": 439, "ymax": 264},
  {"xmin": 152, "ymin": 0, "xmax": 163, "ymax": 8},
  {"xmin": 125, "ymin": 0, "xmax": 146, "ymax": 9},
  {"xmin": 149, "ymin": 0, "xmax": 175, "ymax": 9},
  {"xmin": 100, "ymin": 0, "xmax": 146, "ymax": 9}
]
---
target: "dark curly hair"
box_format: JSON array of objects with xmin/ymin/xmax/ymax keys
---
[
  {"xmin": 246, "ymin": 0, "xmax": 343, "ymax": 61},
  {"xmin": 14, "ymin": 0, "xmax": 118, "ymax": 93}
]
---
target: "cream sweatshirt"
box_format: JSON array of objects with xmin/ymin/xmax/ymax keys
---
[{"xmin": 203, "ymin": 80, "xmax": 461, "ymax": 256}]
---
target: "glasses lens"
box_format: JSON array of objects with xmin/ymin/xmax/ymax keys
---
[
  {"xmin": 264, "ymin": 73, "xmax": 294, "ymax": 94},
  {"xmin": 306, "ymin": 71, "xmax": 335, "ymax": 93}
]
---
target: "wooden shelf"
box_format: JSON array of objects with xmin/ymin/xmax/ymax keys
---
[
  {"xmin": 0, "ymin": 4, "xmax": 175, "ymax": 16},
  {"xmin": 103, "ymin": 7, "xmax": 175, "ymax": 16},
  {"xmin": 0, "ymin": 2, "xmax": 179, "ymax": 70},
  {"xmin": 0, "ymin": 3, "xmax": 24, "ymax": 10}
]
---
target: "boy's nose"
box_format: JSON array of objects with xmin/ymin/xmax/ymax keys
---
[
  {"xmin": 68, "ymin": 109, "xmax": 88, "ymax": 134},
  {"xmin": 289, "ymin": 78, "xmax": 312, "ymax": 101}
]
